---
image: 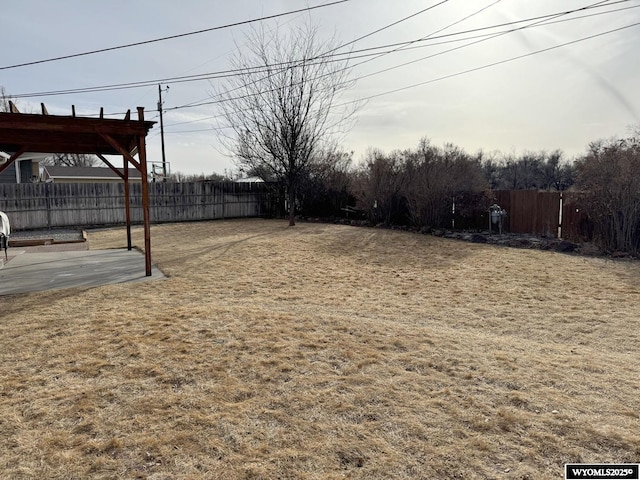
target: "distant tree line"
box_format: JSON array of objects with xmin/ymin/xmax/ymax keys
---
[
  {"xmin": 296, "ymin": 138, "xmax": 576, "ymax": 224},
  {"xmin": 481, "ymin": 149, "xmax": 575, "ymax": 191},
  {"xmin": 288, "ymin": 130, "xmax": 640, "ymax": 255}
]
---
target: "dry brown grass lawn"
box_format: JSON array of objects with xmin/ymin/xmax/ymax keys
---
[{"xmin": 1, "ymin": 219, "xmax": 639, "ymax": 479}]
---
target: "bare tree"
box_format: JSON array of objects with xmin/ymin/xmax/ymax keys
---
[
  {"xmin": 484, "ymin": 150, "xmax": 574, "ymax": 191},
  {"xmin": 215, "ymin": 23, "xmax": 358, "ymax": 226},
  {"xmin": 42, "ymin": 153, "xmax": 98, "ymax": 167},
  {"xmin": 0, "ymin": 86, "xmax": 34, "ymax": 113},
  {"xmin": 1, "ymin": 86, "xmax": 15, "ymax": 112}
]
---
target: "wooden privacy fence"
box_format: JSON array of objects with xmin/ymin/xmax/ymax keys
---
[
  {"xmin": 491, "ymin": 190, "xmax": 589, "ymax": 241},
  {"xmin": 0, "ymin": 181, "xmax": 278, "ymax": 230}
]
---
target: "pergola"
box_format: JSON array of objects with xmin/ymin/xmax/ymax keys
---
[{"xmin": 0, "ymin": 103, "xmax": 156, "ymax": 276}]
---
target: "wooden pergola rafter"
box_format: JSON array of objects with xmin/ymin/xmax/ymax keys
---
[{"xmin": 0, "ymin": 102, "xmax": 156, "ymax": 276}]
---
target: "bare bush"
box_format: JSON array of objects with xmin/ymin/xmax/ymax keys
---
[
  {"xmin": 354, "ymin": 139, "xmax": 487, "ymax": 228},
  {"xmin": 575, "ymin": 134, "xmax": 640, "ymax": 254},
  {"xmin": 403, "ymin": 139, "xmax": 487, "ymax": 228},
  {"xmin": 353, "ymin": 148, "xmax": 410, "ymax": 225},
  {"xmin": 297, "ymin": 147, "xmax": 354, "ymax": 217}
]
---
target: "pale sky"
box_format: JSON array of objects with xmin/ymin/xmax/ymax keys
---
[{"xmin": 3, "ymin": 0, "xmax": 639, "ymax": 175}]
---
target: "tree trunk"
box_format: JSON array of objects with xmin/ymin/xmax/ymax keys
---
[{"xmin": 288, "ymin": 185, "xmax": 296, "ymax": 226}]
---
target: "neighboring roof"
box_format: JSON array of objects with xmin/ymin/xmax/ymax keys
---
[
  {"xmin": 0, "ymin": 151, "xmax": 49, "ymax": 162},
  {"xmin": 236, "ymin": 176, "xmax": 265, "ymax": 183},
  {"xmin": 43, "ymin": 165, "xmax": 142, "ymax": 180}
]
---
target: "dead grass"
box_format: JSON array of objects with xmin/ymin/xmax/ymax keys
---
[{"xmin": 1, "ymin": 219, "xmax": 639, "ymax": 479}]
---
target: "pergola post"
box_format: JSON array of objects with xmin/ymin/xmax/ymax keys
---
[
  {"xmin": 137, "ymin": 107, "xmax": 152, "ymax": 277},
  {"xmin": 123, "ymin": 157, "xmax": 132, "ymax": 251}
]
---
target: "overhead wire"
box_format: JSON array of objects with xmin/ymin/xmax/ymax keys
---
[
  {"xmin": 344, "ymin": 0, "xmax": 503, "ymax": 72},
  {"xmin": 175, "ymin": 0, "xmax": 452, "ymax": 110},
  {"xmin": 346, "ymin": 20, "xmax": 640, "ymax": 105},
  {"xmin": 163, "ymin": 0, "xmax": 631, "ymax": 112},
  {"xmin": 9, "ymin": 0, "xmax": 633, "ymax": 100},
  {"xmin": 0, "ymin": 0, "xmax": 352, "ymax": 71},
  {"xmin": 351, "ymin": 0, "xmax": 617, "ymax": 84},
  {"xmin": 161, "ymin": 0, "xmax": 498, "ymax": 127},
  {"xmin": 165, "ymin": 0, "xmax": 633, "ymax": 115},
  {"xmin": 8, "ymin": 1, "xmax": 450, "ymax": 100},
  {"xmin": 163, "ymin": 1, "xmax": 639, "ymax": 132},
  {"xmin": 12, "ymin": 0, "xmax": 636, "ymax": 128},
  {"xmin": 163, "ymin": 0, "xmax": 630, "ymax": 111}
]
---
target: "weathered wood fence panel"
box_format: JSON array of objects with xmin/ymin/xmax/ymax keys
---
[
  {"xmin": 494, "ymin": 190, "xmax": 561, "ymax": 237},
  {"xmin": 0, "ymin": 181, "xmax": 272, "ymax": 230}
]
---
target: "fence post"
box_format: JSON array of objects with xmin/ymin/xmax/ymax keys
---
[
  {"xmin": 45, "ymin": 182, "xmax": 52, "ymax": 229},
  {"xmin": 222, "ymin": 183, "xmax": 226, "ymax": 219}
]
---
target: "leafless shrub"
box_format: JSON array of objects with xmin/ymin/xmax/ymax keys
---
[
  {"xmin": 575, "ymin": 133, "xmax": 640, "ymax": 254},
  {"xmin": 403, "ymin": 139, "xmax": 487, "ymax": 228},
  {"xmin": 297, "ymin": 147, "xmax": 355, "ymax": 217},
  {"xmin": 353, "ymin": 148, "xmax": 410, "ymax": 225},
  {"xmin": 354, "ymin": 139, "xmax": 486, "ymax": 228}
]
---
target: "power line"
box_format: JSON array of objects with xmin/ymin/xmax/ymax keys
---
[
  {"xmin": 163, "ymin": 3, "xmax": 639, "ymax": 129},
  {"xmin": 345, "ymin": 0, "xmax": 503, "ymax": 72},
  {"xmin": 166, "ymin": 0, "xmax": 632, "ymax": 111},
  {"xmin": 166, "ymin": 0, "xmax": 631, "ymax": 112},
  {"xmin": 9, "ymin": 1, "xmax": 633, "ymax": 100},
  {"xmin": 29, "ymin": 1, "xmax": 453, "ymax": 110},
  {"xmin": 158, "ymin": 21, "xmax": 640, "ymax": 138},
  {"xmin": 0, "ymin": 0, "xmax": 352, "ymax": 71},
  {"xmin": 327, "ymin": 0, "xmax": 450, "ymax": 54},
  {"xmin": 175, "ymin": 0, "xmax": 452, "ymax": 110},
  {"xmin": 351, "ymin": 0, "xmax": 616, "ymax": 84},
  {"xmin": 161, "ymin": 1, "xmax": 499, "ymax": 123},
  {"xmin": 350, "ymin": 20, "xmax": 640, "ymax": 105},
  {"xmin": 12, "ymin": 0, "xmax": 636, "ymax": 129}
]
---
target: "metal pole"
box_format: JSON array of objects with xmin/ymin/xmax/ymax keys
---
[{"xmin": 158, "ymin": 84, "xmax": 167, "ymax": 181}]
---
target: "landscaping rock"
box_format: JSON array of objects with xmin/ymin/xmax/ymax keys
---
[
  {"xmin": 555, "ymin": 240, "xmax": 577, "ymax": 253},
  {"xmin": 470, "ymin": 234, "xmax": 488, "ymax": 244},
  {"xmin": 577, "ymin": 242, "xmax": 601, "ymax": 256},
  {"xmin": 506, "ymin": 238, "xmax": 533, "ymax": 248},
  {"xmin": 611, "ymin": 251, "xmax": 630, "ymax": 258}
]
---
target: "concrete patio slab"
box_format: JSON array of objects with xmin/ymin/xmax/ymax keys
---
[{"xmin": 0, "ymin": 248, "xmax": 165, "ymax": 296}]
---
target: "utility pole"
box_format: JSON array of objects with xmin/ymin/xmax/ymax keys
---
[{"xmin": 157, "ymin": 84, "xmax": 169, "ymax": 181}]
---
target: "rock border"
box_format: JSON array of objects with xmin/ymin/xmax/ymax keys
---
[{"xmin": 300, "ymin": 217, "xmax": 635, "ymax": 260}]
